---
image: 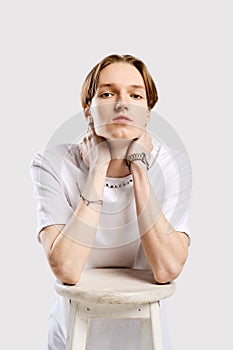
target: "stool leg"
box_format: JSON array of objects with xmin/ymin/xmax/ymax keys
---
[
  {"xmin": 141, "ymin": 301, "xmax": 163, "ymax": 350},
  {"xmin": 66, "ymin": 301, "xmax": 90, "ymax": 350}
]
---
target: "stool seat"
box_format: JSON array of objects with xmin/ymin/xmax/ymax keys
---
[
  {"xmin": 55, "ymin": 268, "xmax": 176, "ymax": 350},
  {"xmin": 55, "ymin": 268, "xmax": 175, "ymax": 304}
]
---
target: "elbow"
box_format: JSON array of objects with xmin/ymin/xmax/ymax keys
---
[
  {"xmin": 48, "ymin": 254, "xmax": 81, "ymax": 285},
  {"xmin": 155, "ymin": 249, "xmax": 189, "ymax": 284},
  {"xmin": 55, "ymin": 269, "xmax": 80, "ymax": 285},
  {"xmin": 153, "ymin": 263, "xmax": 185, "ymax": 284},
  {"xmin": 154, "ymin": 272, "xmax": 174, "ymax": 284},
  {"xmin": 52, "ymin": 264, "xmax": 81, "ymax": 285}
]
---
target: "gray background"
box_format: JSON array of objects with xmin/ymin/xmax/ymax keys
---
[{"xmin": 1, "ymin": 1, "xmax": 232, "ymax": 349}]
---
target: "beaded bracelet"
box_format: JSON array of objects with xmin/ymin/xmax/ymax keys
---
[
  {"xmin": 80, "ymin": 193, "xmax": 103, "ymax": 206},
  {"xmin": 126, "ymin": 152, "xmax": 150, "ymax": 172}
]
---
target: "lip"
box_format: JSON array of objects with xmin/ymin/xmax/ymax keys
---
[{"xmin": 112, "ymin": 115, "xmax": 133, "ymax": 123}]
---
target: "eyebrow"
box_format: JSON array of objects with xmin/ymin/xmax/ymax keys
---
[{"xmin": 98, "ymin": 83, "xmax": 146, "ymax": 90}]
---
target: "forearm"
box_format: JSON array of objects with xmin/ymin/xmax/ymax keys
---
[
  {"xmin": 48, "ymin": 165, "xmax": 108, "ymax": 284},
  {"xmin": 131, "ymin": 162, "xmax": 188, "ymax": 283}
]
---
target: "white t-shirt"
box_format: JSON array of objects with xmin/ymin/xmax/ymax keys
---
[{"xmin": 30, "ymin": 140, "xmax": 192, "ymax": 350}]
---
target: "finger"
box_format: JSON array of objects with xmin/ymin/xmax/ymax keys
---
[{"xmin": 87, "ymin": 122, "xmax": 95, "ymax": 133}]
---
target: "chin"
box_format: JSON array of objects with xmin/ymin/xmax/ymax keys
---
[{"xmin": 96, "ymin": 124, "xmax": 144, "ymax": 140}]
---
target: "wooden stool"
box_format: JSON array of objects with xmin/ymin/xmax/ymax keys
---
[{"xmin": 55, "ymin": 268, "xmax": 175, "ymax": 350}]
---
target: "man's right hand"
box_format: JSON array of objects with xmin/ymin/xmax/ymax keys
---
[{"xmin": 79, "ymin": 123, "xmax": 111, "ymax": 170}]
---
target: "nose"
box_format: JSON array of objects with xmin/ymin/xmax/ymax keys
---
[
  {"xmin": 115, "ymin": 102, "xmax": 125, "ymax": 111},
  {"xmin": 114, "ymin": 92, "xmax": 129, "ymax": 111}
]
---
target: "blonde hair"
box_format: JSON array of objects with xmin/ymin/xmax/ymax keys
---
[{"xmin": 80, "ymin": 54, "xmax": 158, "ymax": 110}]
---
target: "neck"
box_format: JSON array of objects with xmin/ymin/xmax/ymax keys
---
[{"xmin": 106, "ymin": 139, "xmax": 131, "ymax": 178}]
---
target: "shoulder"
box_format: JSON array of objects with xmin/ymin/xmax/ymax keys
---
[
  {"xmin": 30, "ymin": 143, "xmax": 81, "ymax": 171},
  {"xmin": 149, "ymin": 140, "xmax": 192, "ymax": 189},
  {"xmin": 152, "ymin": 140, "xmax": 192, "ymax": 172}
]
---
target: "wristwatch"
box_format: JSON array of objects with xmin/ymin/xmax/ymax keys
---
[{"xmin": 126, "ymin": 152, "xmax": 150, "ymax": 171}]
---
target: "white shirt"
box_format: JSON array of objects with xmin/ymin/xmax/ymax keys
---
[{"xmin": 30, "ymin": 140, "xmax": 192, "ymax": 350}]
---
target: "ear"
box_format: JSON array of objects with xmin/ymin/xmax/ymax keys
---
[{"xmin": 84, "ymin": 106, "xmax": 92, "ymax": 122}]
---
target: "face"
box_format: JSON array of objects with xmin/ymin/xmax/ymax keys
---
[{"xmin": 87, "ymin": 63, "xmax": 150, "ymax": 140}]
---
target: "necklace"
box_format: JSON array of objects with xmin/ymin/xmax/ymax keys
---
[{"xmin": 105, "ymin": 178, "xmax": 133, "ymax": 188}]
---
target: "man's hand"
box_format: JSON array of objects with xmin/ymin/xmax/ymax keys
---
[
  {"xmin": 126, "ymin": 131, "xmax": 153, "ymax": 170},
  {"xmin": 79, "ymin": 124, "xmax": 111, "ymax": 170}
]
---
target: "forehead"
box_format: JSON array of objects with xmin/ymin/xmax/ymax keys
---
[{"xmin": 98, "ymin": 63, "xmax": 145, "ymax": 88}]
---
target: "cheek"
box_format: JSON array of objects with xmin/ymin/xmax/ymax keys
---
[
  {"xmin": 133, "ymin": 115, "xmax": 148, "ymax": 130},
  {"xmin": 92, "ymin": 104, "xmax": 113, "ymax": 122},
  {"xmin": 130, "ymin": 105, "xmax": 148, "ymax": 125}
]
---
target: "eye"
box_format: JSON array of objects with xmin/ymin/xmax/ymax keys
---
[
  {"xmin": 131, "ymin": 94, "xmax": 142, "ymax": 99},
  {"xmin": 99, "ymin": 92, "xmax": 114, "ymax": 98}
]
